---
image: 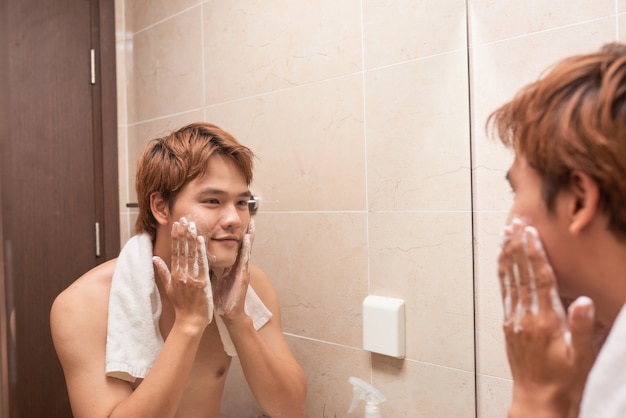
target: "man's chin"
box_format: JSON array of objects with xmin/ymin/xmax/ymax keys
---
[{"xmin": 211, "ymin": 256, "xmax": 238, "ymax": 270}]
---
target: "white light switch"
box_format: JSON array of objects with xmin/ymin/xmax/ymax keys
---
[{"xmin": 362, "ymin": 295, "xmax": 405, "ymax": 358}]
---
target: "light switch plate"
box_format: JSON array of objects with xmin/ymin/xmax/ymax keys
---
[{"xmin": 363, "ymin": 295, "xmax": 405, "ymax": 358}]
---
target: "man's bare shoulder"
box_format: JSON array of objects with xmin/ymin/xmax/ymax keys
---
[
  {"xmin": 50, "ymin": 258, "xmax": 118, "ymax": 335},
  {"xmin": 247, "ymin": 264, "xmax": 283, "ymax": 329},
  {"xmin": 51, "ymin": 258, "xmax": 138, "ymax": 414},
  {"xmin": 54, "ymin": 258, "xmax": 118, "ymax": 306},
  {"xmin": 248, "ymin": 264, "xmax": 278, "ymax": 307}
]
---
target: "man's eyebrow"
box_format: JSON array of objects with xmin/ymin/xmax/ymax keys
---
[
  {"xmin": 505, "ymin": 170, "xmax": 511, "ymax": 183},
  {"xmin": 198, "ymin": 188, "xmax": 252, "ymax": 198}
]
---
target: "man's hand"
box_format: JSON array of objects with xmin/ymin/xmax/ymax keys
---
[
  {"xmin": 213, "ymin": 219, "xmax": 255, "ymax": 322},
  {"xmin": 153, "ymin": 216, "xmax": 214, "ymax": 327},
  {"xmin": 498, "ymin": 217, "xmax": 596, "ymax": 417}
]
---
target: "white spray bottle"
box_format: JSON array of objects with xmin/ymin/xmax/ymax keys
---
[{"xmin": 348, "ymin": 376, "xmax": 387, "ymax": 418}]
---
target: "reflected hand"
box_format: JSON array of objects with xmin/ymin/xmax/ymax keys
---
[
  {"xmin": 498, "ymin": 218, "xmax": 596, "ymax": 416},
  {"xmin": 213, "ymin": 219, "xmax": 255, "ymax": 322},
  {"xmin": 153, "ymin": 216, "xmax": 214, "ymax": 327}
]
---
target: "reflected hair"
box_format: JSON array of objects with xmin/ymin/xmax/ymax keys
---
[
  {"xmin": 134, "ymin": 122, "xmax": 254, "ymax": 240},
  {"xmin": 487, "ymin": 43, "xmax": 626, "ymax": 238}
]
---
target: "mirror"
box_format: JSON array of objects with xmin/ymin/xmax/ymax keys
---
[
  {"xmin": 469, "ymin": 2, "xmax": 623, "ymax": 416},
  {"xmin": 117, "ymin": 0, "xmax": 473, "ymax": 416}
]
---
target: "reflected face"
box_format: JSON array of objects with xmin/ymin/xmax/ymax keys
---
[
  {"xmin": 169, "ymin": 153, "xmax": 252, "ymax": 269},
  {"xmin": 505, "ymin": 156, "xmax": 577, "ymax": 296}
]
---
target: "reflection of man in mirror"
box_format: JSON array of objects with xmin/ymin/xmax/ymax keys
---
[
  {"xmin": 490, "ymin": 43, "xmax": 626, "ymax": 418},
  {"xmin": 50, "ymin": 122, "xmax": 307, "ymax": 417}
]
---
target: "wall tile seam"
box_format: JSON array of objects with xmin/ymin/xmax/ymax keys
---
[
  {"xmin": 130, "ymin": 3, "xmax": 203, "ymax": 36},
  {"xmin": 475, "ymin": 372, "xmax": 512, "ymax": 382},
  {"xmin": 469, "ymin": 15, "xmax": 617, "ymax": 48}
]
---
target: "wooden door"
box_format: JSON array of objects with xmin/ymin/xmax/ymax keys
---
[{"xmin": 0, "ymin": 0, "xmax": 119, "ymax": 416}]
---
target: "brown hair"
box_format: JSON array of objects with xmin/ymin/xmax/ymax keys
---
[
  {"xmin": 488, "ymin": 43, "xmax": 626, "ymax": 237},
  {"xmin": 135, "ymin": 122, "xmax": 254, "ymax": 240}
]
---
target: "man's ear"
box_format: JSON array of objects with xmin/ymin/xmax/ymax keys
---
[
  {"xmin": 568, "ymin": 171, "xmax": 600, "ymax": 235},
  {"xmin": 150, "ymin": 192, "xmax": 170, "ymax": 226}
]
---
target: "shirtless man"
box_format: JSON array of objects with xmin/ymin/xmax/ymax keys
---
[
  {"xmin": 492, "ymin": 43, "xmax": 626, "ymax": 417},
  {"xmin": 50, "ymin": 122, "xmax": 307, "ymax": 417}
]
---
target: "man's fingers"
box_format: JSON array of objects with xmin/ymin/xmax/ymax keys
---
[
  {"xmin": 171, "ymin": 221, "xmax": 181, "ymax": 272},
  {"xmin": 499, "ymin": 254, "xmax": 520, "ymax": 327},
  {"xmin": 197, "ymin": 236, "xmax": 210, "ymax": 279},
  {"xmin": 497, "ymin": 251, "xmax": 513, "ymax": 322},
  {"xmin": 238, "ymin": 234, "xmax": 251, "ymax": 274},
  {"xmin": 520, "ymin": 227, "xmax": 540, "ymax": 315},
  {"xmin": 523, "ymin": 226, "xmax": 566, "ymax": 320},
  {"xmin": 171, "ymin": 218, "xmax": 208, "ymax": 284},
  {"xmin": 569, "ymin": 296, "xmax": 596, "ymax": 365},
  {"xmin": 152, "ymin": 256, "xmax": 171, "ymax": 286},
  {"xmin": 513, "ymin": 238, "xmax": 534, "ymax": 316},
  {"xmin": 247, "ymin": 218, "xmax": 256, "ymax": 248}
]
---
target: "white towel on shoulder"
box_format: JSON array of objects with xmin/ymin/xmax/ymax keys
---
[
  {"xmin": 580, "ymin": 303, "xmax": 626, "ymax": 417},
  {"xmin": 105, "ymin": 232, "xmax": 273, "ymax": 382}
]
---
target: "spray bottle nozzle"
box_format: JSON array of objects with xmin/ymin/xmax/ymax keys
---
[{"xmin": 348, "ymin": 376, "xmax": 386, "ymax": 417}]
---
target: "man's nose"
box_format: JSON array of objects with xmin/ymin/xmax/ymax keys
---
[{"xmin": 221, "ymin": 204, "xmax": 242, "ymax": 229}]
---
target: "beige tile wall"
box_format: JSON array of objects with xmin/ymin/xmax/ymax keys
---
[
  {"xmin": 469, "ymin": 1, "xmax": 621, "ymax": 417},
  {"xmin": 116, "ymin": 0, "xmax": 625, "ymax": 417},
  {"xmin": 115, "ymin": 0, "xmax": 473, "ymax": 417}
]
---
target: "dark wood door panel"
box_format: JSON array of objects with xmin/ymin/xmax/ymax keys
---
[
  {"xmin": 2, "ymin": 0, "xmax": 119, "ymax": 416},
  {"xmin": 5, "ymin": 0, "xmax": 94, "ymax": 415}
]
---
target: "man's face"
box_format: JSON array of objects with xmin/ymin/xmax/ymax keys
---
[
  {"xmin": 505, "ymin": 155, "xmax": 577, "ymax": 296},
  {"xmin": 169, "ymin": 153, "xmax": 252, "ymax": 269}
]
